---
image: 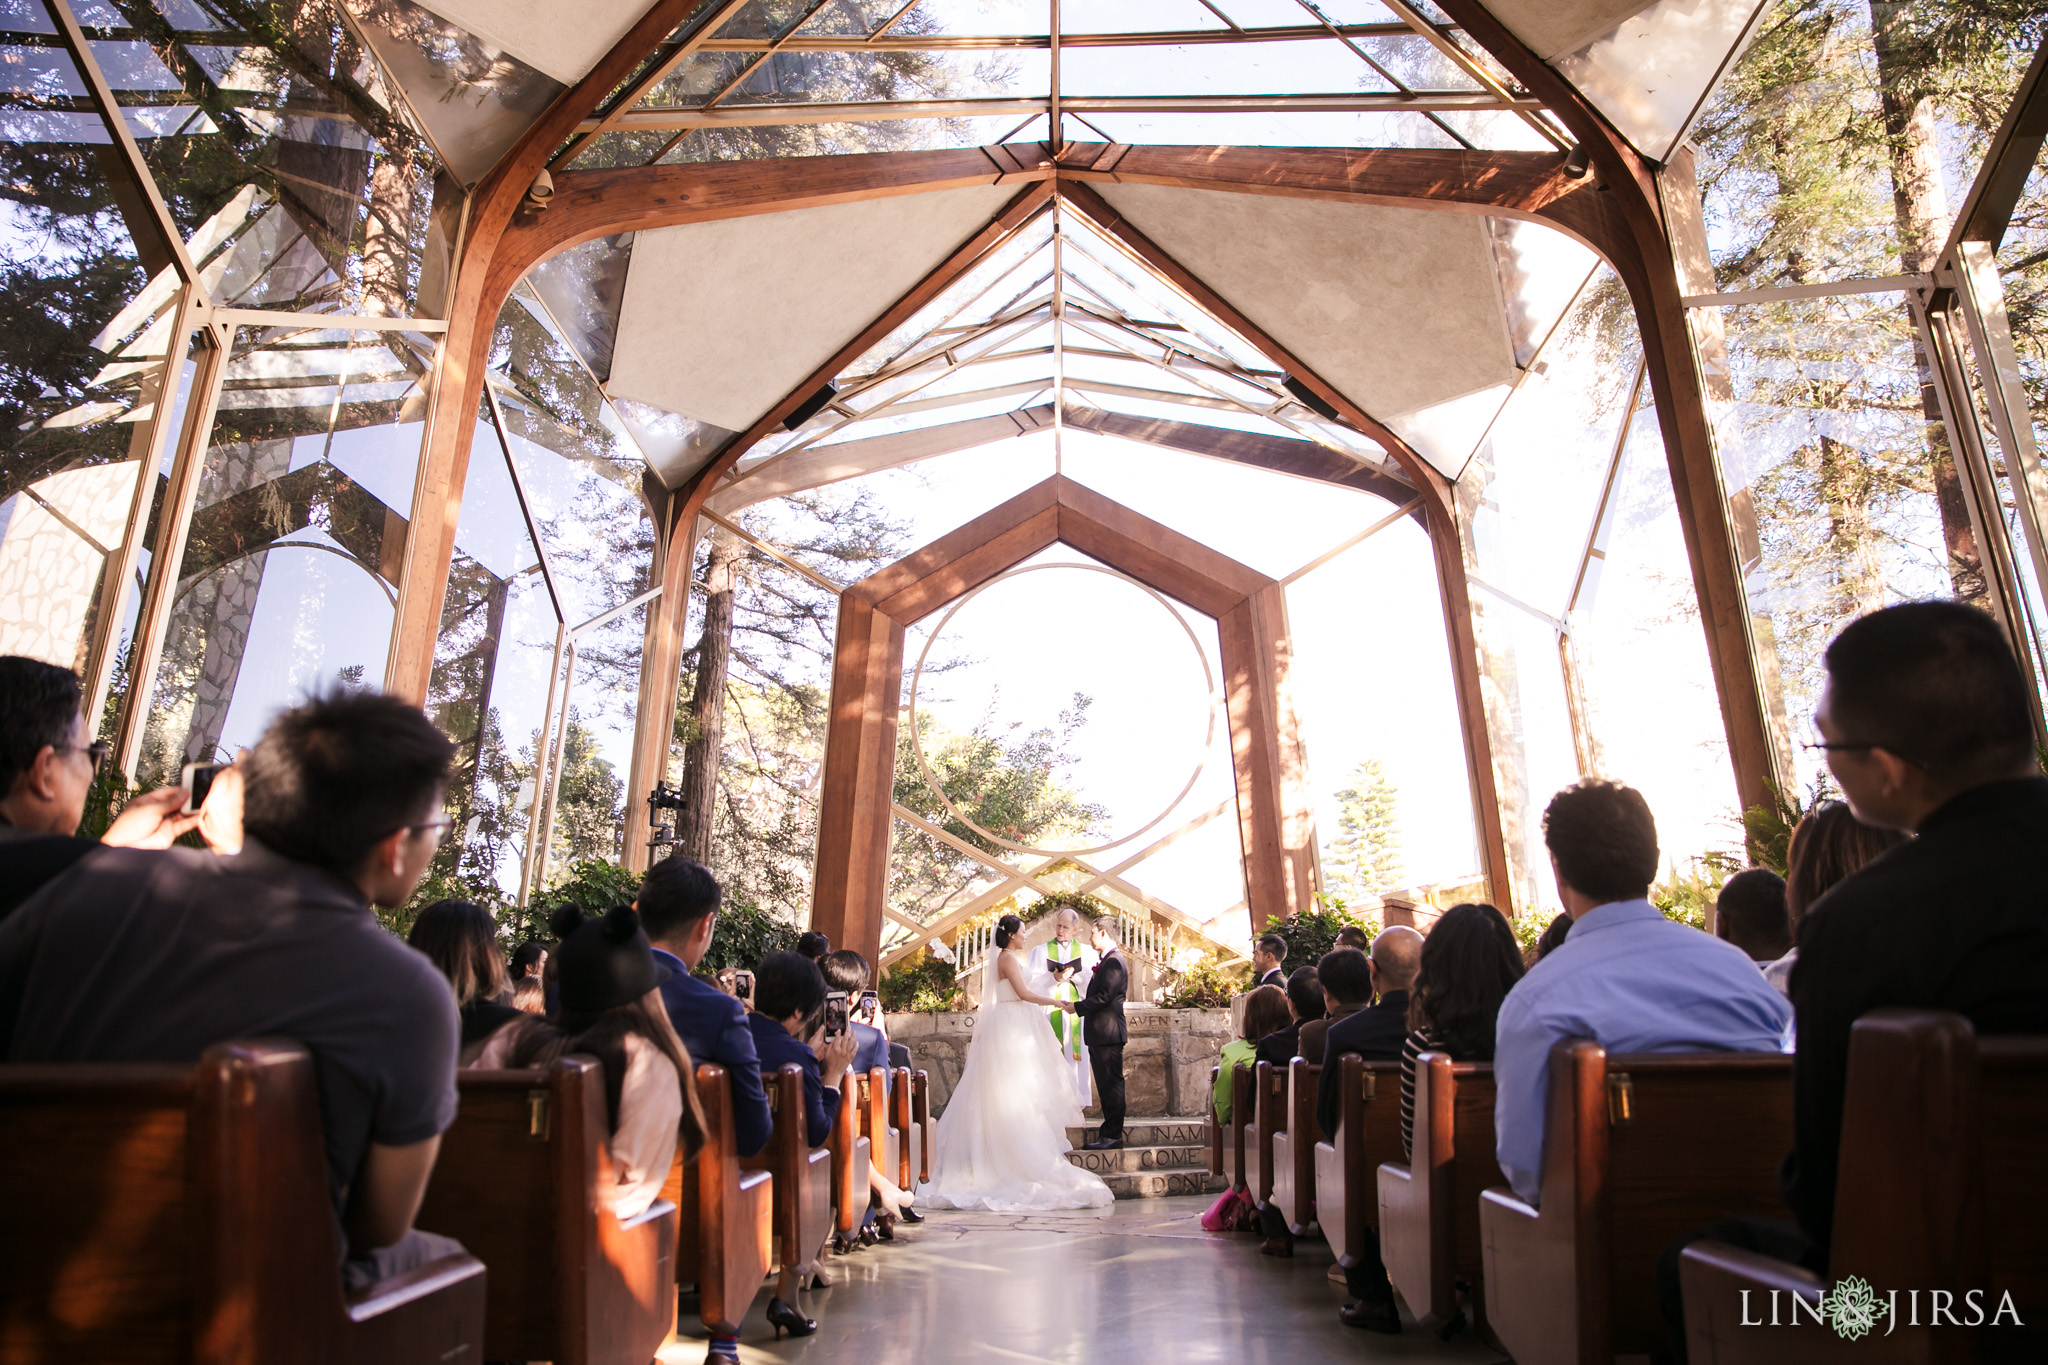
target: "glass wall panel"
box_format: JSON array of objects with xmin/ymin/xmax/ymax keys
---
[
  {"xmin": 136, "ymin": 323, "xmax": 432, "ymax": 781},
  {"xmin": 1718, "ymin": 292, "xmax": 1967, "ymax": 797}
]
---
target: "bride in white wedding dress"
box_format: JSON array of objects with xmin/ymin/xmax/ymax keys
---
[{"xmin": 922, "ymin": 914, "xmax": 1115, "ymax": 1211}]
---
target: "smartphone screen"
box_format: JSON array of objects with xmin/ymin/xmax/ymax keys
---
[
  {"xmin": 733, "ymin": 970, "xmax": 753, "ymax": 1001},
  {"xmin": 859, "ymin": 989, "xmax": 879, "ymax": 1021},
  {"xmin": 822, "ymin": 990, "xmax": 849, "ymax": 1038},
  {"xmin": 180, "ymin": 761, "xmax": 224, "ymax": 816}
]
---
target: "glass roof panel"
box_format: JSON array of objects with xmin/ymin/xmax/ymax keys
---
[
  {"xmin": 1059, "ymin": 0, "xmax": 1230, "ymax": 35},
  {"xmin": 1058, "ymin": 38, "xmax": 1397, "ymax": 99}
]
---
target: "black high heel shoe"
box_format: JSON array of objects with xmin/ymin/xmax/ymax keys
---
[
  {"xmin": 896, "ymin": 1204, "xmax": 924, "ymax": 1224},
  {"xmin": 874, "ymin": 1212, "xmax": 896, "ymax": 1242},
  {"xmin": 767, "ymin": 1297, "xmax": 818, "ymax": 1339}
]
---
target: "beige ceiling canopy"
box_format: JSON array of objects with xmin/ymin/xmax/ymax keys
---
[
  {"xmin": 418, "ymin": 0, "xmax": 657, "ymax": 86},
  {"xmin": 606, "ymin": 184, "xmax": 1021, "ymax": 436},
  {"xmin": 1093, "ymin": 182, "xmax": 1520, "ymax": 477}
]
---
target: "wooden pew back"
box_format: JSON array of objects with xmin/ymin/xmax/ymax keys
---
[
  {"xmin": 667, "ymin": 1064, "xmax": 772, "ymax": 1338},
  {"xmin": 744, "ymin": 1065, "xmax": 832, "ymax": 1277},
  {"xmin": 826, "ymin": 1078, "xmax": 872, "ymax": 1236},
  {"xmin": 890, "ymin": 1066, "xmax": 921, "ymax": 1190},
  {"xmin": 418, "ymin": 1056, "xmax": 679, "ymax": 1365},
  {"xmin": 1270, "ymin": 1059, "xmax": 1323, "ymax": 1235},
  {"xmin": 1314, "ymin": 1056, "xmax": 1405, "ymax": 1269},
  {"xmin": 0, "ymin": 1041, "xmax": 485, "ymax": 1365},
  {"xmin": 1243, "ymin": 1060, "xmax": 1286, "ymax": 1206},
  {"xmin": 859, "ymin": 1068, "xmax": 900, "ymax": 1184},
  {"xmin": 912, "ymin": 1070, "xmax": 933, "ymax": 1183},
  {"xmin": 1208, "ymin": 1066, "xmax": 1225, "ymax": 1179},
  {"xmin": 1480, "ymin": 1042, "xmax": 1793, "ymax": 1364},
  {"xmin": 1378, "ymin": 1054, "xmax": 1500, "ymax": 1325},
  {"xmin": 1681, "ymin": 1011, "xmax": 2048, "ymax": 1364}
]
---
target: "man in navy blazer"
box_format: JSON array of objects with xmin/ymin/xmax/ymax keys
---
[
  {"xmin": 1316, "ymin": 927, "xmax": 1422, "ymax": 1140},
  {"xmin": 637, "ymin": 855, "xmax": 771, "ymax": 1158}
]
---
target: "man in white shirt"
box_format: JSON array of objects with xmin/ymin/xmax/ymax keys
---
[{"xmin": 1493, "ymin": 780, "xmax": 1793, "ymax": 1206}]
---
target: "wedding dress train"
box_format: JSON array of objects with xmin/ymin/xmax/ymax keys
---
[{"xmin": 921, "ymin": 954, "xmax": 1114, "ymax": 1212}]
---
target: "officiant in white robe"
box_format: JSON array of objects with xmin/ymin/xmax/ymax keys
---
[{"xmin": 1028, "ymin": 907, "xmax": 1096, "ymax": 1107}]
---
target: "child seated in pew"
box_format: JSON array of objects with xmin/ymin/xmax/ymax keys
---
[
  {"xmin": 409, "ymin": 898, "xmax": 523, "ymax": 1064},
  {"xmin": 747, "ymin": 949, "xmax": 859, "ymax": 1340},
  {"xmin": 1213, "ymin": 984, "xmax": 1289, "ymax": 1125},
  {"xmin": 475, "ymin": 904, "xmax": 706, "ymax": 1221}
]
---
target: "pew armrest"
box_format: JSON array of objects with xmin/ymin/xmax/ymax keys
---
[
  {"xmin": 1478, "ymin": 1184, "xmax": 1581, "ymax": 1364},
  {"xmin": 1680, "ymin": 1239, "xmax": 1845, "ymax": 1365},
  {"xmin": 618, "ymin": 1197, "xmax": 678, "ymax": 1233},
  {"xmin": 343, "ymin": 1251, "xmax": 487, "ymax": 1324}
]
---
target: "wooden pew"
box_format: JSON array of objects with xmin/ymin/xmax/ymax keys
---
[
  {"xmin": 1681, "ymin": 1010, "xmax": 2048, "ymax": 1364},
  {"xmin": 1243, "ymin": 1059, "xmax": 1286, "ymax": 1214},
  {"xmin": 1226, "ymin": 1063, "xmax": 1253, "ymax": 1193},
  {"xmin": 859, "ymin": 1067, "xmax": 900, "ymax": 1190},
  {"xmin": 668, "ymin": 1064, "xmax": 772, "ymax": 1343},
  {"xmin": 826, "ymin": 1078, "xmax": 872, "ymax": 1240},
  {"xmin": 744, "ymin": 1065, "xmax": 832, "ymax": 1286},
  {"xmin": 1479, "ymin": 1042, "xmax": 1794, "ymax": 1364},
  {"xmin": 0, "ymin": 1039, "xmax": 485, "ymax": 1364},
  {"xmin": 890, "ymin": 1065, "xmax": 921, "ymax": 1192},
  {"xmin": 1208, "ymin": 1066, "xmax": 1225, "ymax": 1180},
  {"xmin": 912, "ymin": 1069, "xmax": 933, "ymax": 1183},
  {"xmin": 1378, "ymin": 1054, "xmax": 1501, "ymax": 1327},
  {"xmin": 1269, "ymin": 1059, "xmax": 1323, "ymax": 1237},
  {"xmin": 1314, "ymin": 1055, "xmax": 1407, "ymax": 1273},
  {"xmin": 418, "ymin": 1055, "xmax": 679, "ymax": 1365}
]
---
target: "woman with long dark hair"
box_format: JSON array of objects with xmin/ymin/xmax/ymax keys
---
[
  {"xmin": 1399, "ymin": 903, "xmax": 1525, "ymax": 1159},
  {"xmin": 474, "ymin": 905, "xmax": 706, "ymax": 1222},
  {"xmin": 408, "ymin": 898, "xmax": 520, "ymax": 1063},
  {"xmin": 1763, "ymin": 799, "xmax": 1909, "ymax": 993}
]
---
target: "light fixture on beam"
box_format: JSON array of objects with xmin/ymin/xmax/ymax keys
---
[
  {"xmin": 1283, "ymin": 375, "xmax": 1341, "ymax": 422},
  {"xmin": 783, "ymin": 381, "xmax": 838, "ymax": 430}
]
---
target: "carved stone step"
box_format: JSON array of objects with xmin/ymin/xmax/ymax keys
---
[
  {"xmin": 1065, "ymin": 1118, "xmax": 1210, "ymax": 1149},
  {"xmin": 1063, "ymin": 1143, "xmax": 1208, "ymax": 1175},
  {"xmin": 1093, "ymin": 1167, "xmax": 1225, "ymax": 1200}
]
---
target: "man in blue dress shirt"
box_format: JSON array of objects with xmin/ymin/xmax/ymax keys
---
[
  {"xmin": 636, "ymin": 855, "xmax": 771, "ymax": 1159},
  {"xmin": 1493, "ymin": 780, "xmax": 1792, "ymax": 1207}
]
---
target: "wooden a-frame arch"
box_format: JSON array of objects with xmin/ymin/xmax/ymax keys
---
[{"xmin": 810, "ymin": 476, "xmax": 1318, "ymax": 965}]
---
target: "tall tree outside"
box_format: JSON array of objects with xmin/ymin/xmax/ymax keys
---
[{"xmin": 1323, "ymin": 759, "xmax": 1404, "ymax": 905}]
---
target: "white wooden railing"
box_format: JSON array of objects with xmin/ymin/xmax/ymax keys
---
[{"xmin": 953, "ymin": 911, "xmax": 1178, "ymax": 994}]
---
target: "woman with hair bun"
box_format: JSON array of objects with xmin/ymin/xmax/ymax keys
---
[{"xmin": 922, "ymin": 914, "xmax": 1114, "ymax": 1211}]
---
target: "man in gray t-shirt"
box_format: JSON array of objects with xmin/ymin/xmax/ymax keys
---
[{"xmin": 0, "ymin": 691, "xmax": 462, "ymax": 1286}]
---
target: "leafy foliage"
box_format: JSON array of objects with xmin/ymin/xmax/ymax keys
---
[
  {"xmin": 1158, "ymin": 954, "xmax": 1247, "ymax": 1009},
  {"xmin": 1266, "ymin": 904, "xmax": 1375, "ymax": 975},
  {"xmin": 1020, "ymin": 889, "xmax": 1112, "ymax": 924},
  {"xmin": 698, "ymin": 897, "xmax": 803, "ymax": 972},
  {"xmin": 1650, "ymin": 853, "xmax": 1745, "ymax": 933},
  {"xmin": 877, "ymin": 949, "xmax": 961, "ymax": 1013}
]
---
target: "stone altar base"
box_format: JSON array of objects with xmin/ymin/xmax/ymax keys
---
[
  {"xmin": 885, "ymin": 1006, "xmax": 1234, "ymax": 1118},
  {"xmin": 1062, "ymin": 1118, "xmax": 1223, "ymax": 1199}
]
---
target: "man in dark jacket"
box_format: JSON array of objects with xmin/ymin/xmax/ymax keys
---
[
  {"xmin": 1317, "ymin": 927, "xmax": 1422, "ymax": 1141},
  {"xmin": 1074, "ymin": 917, "xmax": 1128, "ymax": 1149}
]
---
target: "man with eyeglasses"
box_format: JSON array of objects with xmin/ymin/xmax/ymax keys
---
[
  {"xmin": 0, "ymin": 688, "xmax": 470, "ymax": 1291},
  {"xmin": 0, "ymin": 656, "xmax": 213, "ymax": 917}
]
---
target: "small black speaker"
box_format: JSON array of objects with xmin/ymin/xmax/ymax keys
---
[
  {"xmin": 1283, "ymin": 375, "xmax": 1341, "ymax": 422},
  {"xmin": 782, "ymin": 382, "xmax": 838, "ymax": 430}
]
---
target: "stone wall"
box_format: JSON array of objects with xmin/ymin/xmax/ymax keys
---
[{"xmin": 886, "ymin": 1006, "xmax": 1234, "ymax": 1117}]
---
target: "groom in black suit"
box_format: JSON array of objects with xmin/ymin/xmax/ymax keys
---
[{"xmin": 1075, "ymin": 918, "xmax": 1128, "ymax": 1150}]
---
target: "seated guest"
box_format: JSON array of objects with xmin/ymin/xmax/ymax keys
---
[
  {"xmin": 748, "ymin": 949, "xmax": 858, "ymax": 1339},
  {"xmin": 509, "ymin": 939, "xmax": 547, "ymax": 986},
  {"xmin": 512, "ymin": 977, "xmax": 546, "ymax": 1015},
  {"xmin": 1297, "ymin": 946, "xmax": 1372, "ymax": 1065},
  {"xmin": 409, "ymin": 899, "xmax": 522, "ymax": 1063},
  {"xmin": 1254, "ymin": 966, "xmax": 1321, "ymax": 1068},
  {"xmin": 1324, "ymin": 926, "xmax": 1422, "ymax": 1064},
  {"xmin": 820, "ymin": 948, "xmax": 918, "ymax": 1226},
  {"xmin": 1251, "ymin": 932, "xmax": 1288, "ymax": 989},
  {"xmin": 1395, "ymin": 903, "xmax": 1523, "ymax": 1160},
  {"xmin": 477, "ymin": 905, "xmax": 705, "ymax": 1219},
  {"xmin": 1762, "ymin": 799, "xmax": 1906, "ymax": 994},
  {"xmin": 1212, "ymin": 983, "xmax": 1289, "ymax": 1125},
  {"xmin": 0, "ymin": 691, "xmax": 468, "ymax": 1288},
  {"xmin": 1528, "ymin": 910, "xmax": 1572, "ymax": 965},
  {"xmin": 0, "ymin": 655, "xmax": 221, "ymax": 918},
  {"xmin": 795, "ymin": 930, "xmax": 830, "ymax": 962},
  {"xmin": 1495, "ymin": 780, "xmax": 1791, "ymax": 1208},
  {"xmin": 1714, "ymin": 868, "xmax": 1791, "ymax": 966},
  {"xmin": 1334, "ymin": 925, "xmax": 1371, "ymax": 951},
  {"xmin": 636, "ymin": 854, "xmax": 771, "ymax": 1159}
]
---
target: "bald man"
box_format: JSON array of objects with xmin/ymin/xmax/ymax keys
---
[{"xmin": 1315, "ymin": 927, "xmax": 1422, "ymax": 1138}]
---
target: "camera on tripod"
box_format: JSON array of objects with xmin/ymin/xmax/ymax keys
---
[{"xmin": 645, "ymin": 781, "xmax": 688, "ymax": 853}]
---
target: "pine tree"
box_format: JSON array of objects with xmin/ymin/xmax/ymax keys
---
[{"xmin": 1324, "ymin": 759, "xmax": 1403, "ymax": 903}]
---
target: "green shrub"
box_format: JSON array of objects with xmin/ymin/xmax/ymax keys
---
[
  {"xmin": 1267, "ymin": 901, "xmax": 1376, "ymax": 975},
  {"xmin": 1651, "ymin": 852, "xmax": 1742, "ymax": 933},
  {"xmin": 699, "ymin": 896, "xmax": 801, "ymax": 970},
  {"xmin": 1158, "ymin": 954, "xmax": 1246, "ymax": 1009},
  {"xmin": 878, "ymin": 949, "xmax": 960, "ymax": 1012}
]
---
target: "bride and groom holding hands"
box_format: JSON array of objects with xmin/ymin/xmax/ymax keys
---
[{"xmin": 922, "ymin": 908, "xmax": 1127, "ymax": 1211}]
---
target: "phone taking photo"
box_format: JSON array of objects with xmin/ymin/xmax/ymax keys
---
[
  {"xmin": 180, "ymin": 761, "xmax": 225, "ymax": 816},
  {"xmin": 732, "ymin": 969, "xmax": 753, "ymax": 1002},
  {"xmin": 858, "ymin": 989, "xmax": 879, "ymax": 1022},
  {"xmin": 822, "ymin": 990, "xmax": 849, "ymax": 1039}
]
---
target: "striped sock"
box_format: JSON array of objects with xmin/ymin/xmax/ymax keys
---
[{"xmin": 706, "ymin": 1334, "xmax": 740, "ymax": 1361}]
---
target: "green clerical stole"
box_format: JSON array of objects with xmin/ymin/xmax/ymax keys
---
[{"xmin": 1045, "ymin": 939, "xmax": 1084, "ymax": 1061}]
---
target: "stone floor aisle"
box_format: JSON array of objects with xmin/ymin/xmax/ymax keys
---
[{"xmin": 662, "ymin": 1195, "xmax": 1510, "ymax": 1364}]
